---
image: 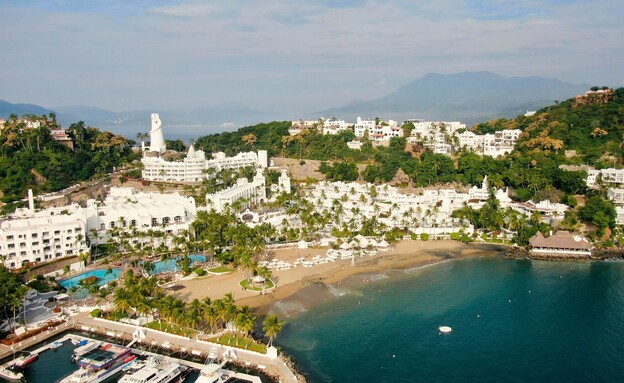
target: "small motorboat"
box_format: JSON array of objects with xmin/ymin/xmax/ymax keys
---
[
  {"xmin": 49, "ymin": 340, "xmax": 64, "ymax": 349},
  {"xmin": 0, "ymin": 366, "xmax": 24, "ymax": 381},
  {"xmin": 13, "ymin": 352, "xmax": 38, "ymax": 367},
  {"xmin": 438, "ymin": 326, "xmax": 452, "ymax": 333}
]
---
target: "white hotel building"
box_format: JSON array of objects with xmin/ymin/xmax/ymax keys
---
[
  {"xmin": 0, "ymin": 187, "xmax": 197, "ymax": 269},
  {"xmin": 141, "ymin": 114, "xmax": 268, "ymax": 182},
  {"xmin": 354, "ymin": 117, "xmax": 402, "ymax": 141},
  {"xmin": 457, "ymin": 129, "xmax": 521, "ymax": 157}
]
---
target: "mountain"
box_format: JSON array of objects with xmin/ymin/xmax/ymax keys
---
[
  {"xmin": 0, "ymin": 99, "xmax": 54, "ymax": 118},
  {"xmin": 316, "ymin": 71, "xmax": 589, "ymax": 125},
  {"xmin": 0, "ymin": 99, "xmax": 279, "ymax": 139}
]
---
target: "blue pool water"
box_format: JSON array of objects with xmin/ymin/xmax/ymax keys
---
[
  {"xmin": 148, "ymin": 254, "xmax": 206, "ymax": 274},
  {"xmin": 59, "ymin": 268, "xmax": 121, "ymax": 290}
]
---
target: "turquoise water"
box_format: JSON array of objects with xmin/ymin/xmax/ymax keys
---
[
  {"xmin": 278, "ymin": 257, "xmax": 624, "ymax": 382},
  {"xmin": 59, "ymin": 268, "xmax": 121, "ymax": 289},
  {"xmin": 149, "ymin": 255, "xmax": 206, "ymax": 274}
]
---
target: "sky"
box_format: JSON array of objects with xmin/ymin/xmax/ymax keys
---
[{"xmin": 1, "ymin": 0, "xmax": 623, "ymax": 115}]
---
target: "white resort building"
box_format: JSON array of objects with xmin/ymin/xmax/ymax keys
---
[
  {"xmin": 457, "ymin": 129, "xmax": 521, "ymax": 157},
  {"xmin": 84, "ymin": 187, "xmax": 197, "ymax": 245},
  {"xmin": 141, "ymin": 114, "xmax": 268, "ymax": 182},
  {"xmin": 586, "ymin": 168, "xmax": 624, "ymax": 188},
  {"xmin": 206, "ymin": 169, "xmax": 267, "ymax": 213},
  {"xmin": 0, "ymin": 192, "xmax": 89, "ymax": 269},
  {"xmin": 354, "ymin": 117, "xmax": 402, "ymax": 141},
  {"xmin": 206, "ymin": 168, "xmax": 292, "ymax": 213},
  {"xmin": 0, "ymin": 187, "xmax": 197, "ymax": 269}
]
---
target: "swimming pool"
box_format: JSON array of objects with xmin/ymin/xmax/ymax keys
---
[
  {"xmin": 148, "ymin": 254, "xmax": 206, "ymax": 274},
  {"xmin": 59, "ymin": 268, "xmax": 121, "ymax": 290}
]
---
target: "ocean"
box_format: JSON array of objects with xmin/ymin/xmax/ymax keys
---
[{"xmin": 277, "ymin": 256, "xmax": 624, "ymax": 382}]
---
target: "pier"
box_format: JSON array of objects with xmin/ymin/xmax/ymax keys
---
[{"xmin": 0, "ymin": 313, "xmax": 302, "ymax": 383}]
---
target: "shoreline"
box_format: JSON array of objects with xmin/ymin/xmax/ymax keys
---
[{"xmin": 235, "ymin": 241, "xmax": 505, "ymax": 317}]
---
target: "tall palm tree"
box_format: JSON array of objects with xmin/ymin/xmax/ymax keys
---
[
  {"xmin": 113, "ymin": 288, "xmax": 133, "ymax": 316},
  {"xmin": 263, "ymin": 315, "xmax": 284, "ymax": 347}
]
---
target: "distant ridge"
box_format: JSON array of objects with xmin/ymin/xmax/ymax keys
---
[
  {"xmin": 0, "ymin": 99, "xmax": 53, "ymax": 117},
  {"xmin": 316, "ymin": 71, "xmax": 589, "ymax": 125}
]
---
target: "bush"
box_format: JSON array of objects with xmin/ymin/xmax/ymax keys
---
[
  {"xmin": 420, "ymin": 233, "xmax": 429, "ymax": 241},
  {"xmin": 450, "ymin": 232, "xmax": 460, "ymax": 240},
  {"xmin": 90, "ymin": 309, "xmax": 102, "ymax": 318},
  {"xmin": 194, "ymin": 268, "xmax": 207, "ymax": 276},
  {"xmin": 410, "ymin": 233, "xmax": 419, "ymax": 240}
]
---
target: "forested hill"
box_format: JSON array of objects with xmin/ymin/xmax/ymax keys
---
[
  {"xmin": 475, "ymin": 87, "xmax": 624, "ymax": 165},
  {"xmin": 0, "ymin": 114, "xmax": 137, "ymax": 207},
  {"xmin": 193, "ymin": 88, "xmax": 624, "ymax": 203}
]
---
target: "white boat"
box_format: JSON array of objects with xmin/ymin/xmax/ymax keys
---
[
  {"xmin": 59, "ymin": 342, "xmax": 135, "ymax": 383},
  {"xmin": 0, "ymin": 366, "xmax": 23, "ymax": 381},
  {"xmin": 196, "ymin": 363, "xmax": 261, "ymax": 383},
  {"xmin": 118, "ymin": 356, "xmax": 188, "ymax": 383},
  {"xmin": 49, "ymin": 340, "xmax": 64, "ymax": 349},
  {"xmin": 13, "ymin": 352, "xmax": 39, "ymax": 367},
  {"xmin": 195, "ymin": 363, "xmax": 229, "ymax": 383},
  {"xmin": 439, "ymin": 325, "xmax": 452, "ymax": 333},
  {"xmin": 71, "ymin": 341, "xmax": 101, "ymax": 362}
]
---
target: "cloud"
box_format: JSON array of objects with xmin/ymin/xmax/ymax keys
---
[{"xmin": 0, "ymin": 0, "xmax": 622, "ymax": 114}]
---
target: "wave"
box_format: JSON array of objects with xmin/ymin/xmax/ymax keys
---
[{"xmin": 404, "ymin": 258, "xmax": 453, "ymax": 273}]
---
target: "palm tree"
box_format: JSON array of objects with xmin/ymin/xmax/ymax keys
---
[
  {"xmin": 113, "ymin": 288, "xmax": 133, "ymax": 316},
  {"xmin": 263, "ymin": 315, "xmax": 284, "ymax": 347}
]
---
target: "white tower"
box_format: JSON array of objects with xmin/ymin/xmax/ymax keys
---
[
  {"xmin": 149, "ymin": 113, "xmax": 166, "ymax": 154},
  {"xmin": 257, "ymin": 150, "xmax": 268, "ymax": 168},
  {"xmin": 278, "ymin": 169, "xmax": 291, "ymax": 194}
]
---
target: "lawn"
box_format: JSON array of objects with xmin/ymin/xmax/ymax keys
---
[
  {"xmin": 240, "ymin": 278, "xmax": 275, "ymax": 291},
  {"xmin": 145, "ymin": 321, "xmax": 197, "ymax": 337},
  {"xmin": 208, "ymin": 333, "xmax": 267, "ymax": 354},
  {"xmin": 208, "ymin": 266, "xmax": 233, "ymax": 274}
]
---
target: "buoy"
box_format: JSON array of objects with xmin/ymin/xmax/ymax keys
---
[{"xmin": 439, "ymin": 326, "xmax": 452, "ymax": 333}]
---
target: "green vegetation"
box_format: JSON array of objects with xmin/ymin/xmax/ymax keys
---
[
  {"xmin": 0, "ymin": 266, "xmax": 27, "ymax": 324},
  {"xmin": 90, "ymin": 308, "xmax": 102, "ymax": 318},
  {"xmin": 109, "ymin": 272, "xmax": 281, "ymax": 347},
  {"xmin": 240, "ymin": 278, "xmax": 275, "ymax": 291},
  {"xmin": 319, "ymin": 161, "xmax": 359, "ymax": 181},
  {"xmin": 209, "ymin": 333, "xmax": 267, "ymax": 353},
  {"xmin": 145, "ymin": 321, "xmax": 196, "ymax": 337},
  {"xmin": 208, "ymin": 266, "xmax": 233, "ymax": 274},
  {"xmin": 0, "ymin": 114, "xmax": 137, "ymax": 203},
  {"xmin": 262, "ymin": 314, "xmax": 284, "ymax": 347},
  {"xmin": 194, "ymin": 267, "xmax": 207, "ymax": 276}
]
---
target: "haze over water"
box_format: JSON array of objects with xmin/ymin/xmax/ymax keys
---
[{"xmin": 278, "ymin": 256, "xmax": 624, "ymax": 382}]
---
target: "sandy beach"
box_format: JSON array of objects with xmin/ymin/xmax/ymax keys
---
[{"xmin": 171, "ymin": 239, "xmax": 503, "ymax": 315}]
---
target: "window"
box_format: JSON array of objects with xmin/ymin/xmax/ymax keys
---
[
  {"xmin": 54, "ymin": 230, "xmax": 60, "ymax": 235},
  {"xmin": 31, "ymin": 233, "xmax": 38, "ymax": 238},
  {"xmin": 19, "ymin": 242, "xmax": 26, "ymax": 248},
  {"xmin": 8, "ymin": 244, "xmax": 15, "ymax": 249},
  {"xmin": 110, "ymin": 222, "xmax": 115, "ymax": 228},
  {"xmin": 163, "ymin": 217, "xmax": 170, "ymax": 225},
  {"xmin": 130, "ymin": 220, "xmax": 137, "ymax": 227},
  {"xmin": 151, "ymin": 218, "xmax": 158, "ymax": 227},
  {"xmin": 32, "ymin": 241, "xmax": 39, "ymax": 246},
  {"xmin": 174, "ymin": 216, "xmax": 182, "ymax": 223},
  {"xmin": 100, "ymin": 223, "xmax": 105, "ymax": 230},
  {"xmin": 6, "ymin": 235, "xmax": 14, "ymax": 240},
  {"xmin": 98, "ymin": 211, "xmax": 105, "ymax": 216}
]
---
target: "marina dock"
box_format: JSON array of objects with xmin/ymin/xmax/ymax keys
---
[{"xmin": 0, "ymin": 313, "xmax": 301, "ymax": 383}]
